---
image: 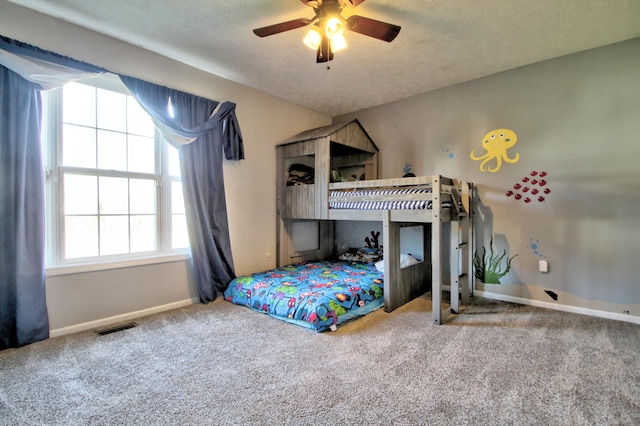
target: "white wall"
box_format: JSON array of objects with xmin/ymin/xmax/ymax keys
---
[
  {"xmin": 336, "ymin": 38, "xmax": 640, "ymax": 323},
  {"xmin": 0, "ymin": 1, "xmax": 330, "ymax": 335}
]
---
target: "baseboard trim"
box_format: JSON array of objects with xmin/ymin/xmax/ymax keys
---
[
  {"xmin": 49, "ymin": 298, "xmax": 200, "ymax": 338},
  {"xmin": 475, "ymin": 290, "xmax": 640, "ymax": 325}
]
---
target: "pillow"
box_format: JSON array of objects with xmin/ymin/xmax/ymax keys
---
[
  {"xmin": 375, "ymin": 253, "xmax": 420, "ymax": 272},
  {"xmin": 338, "ymin": 247, "xmax": 383, "ymax": 263},
  {"xmin": 286, "ymin": 163, "xmax": 314, "ymax": 186}
]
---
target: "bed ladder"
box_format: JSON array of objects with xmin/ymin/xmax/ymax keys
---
[
  {"xmin": 449, "ymin": 181, "xmax": 474, "ymax": 315},
  {"xmin": 431, "ymin": 180, "xmax": 473, "ymax": 324},
  {"xmin": 431, "ymin": 178, "xmax": 474, "ymax": 325}
]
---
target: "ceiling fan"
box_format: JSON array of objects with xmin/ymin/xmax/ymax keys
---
[{"xmin": 253, "ymin": 0, "xmax": 401, "ymax": 64}]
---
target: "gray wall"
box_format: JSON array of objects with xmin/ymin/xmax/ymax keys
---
[
  {"xmin": 2, "ymin": 1, "xmax": 638, "ymax": 333},
  {"xmin": 336, "ymin": 38, "xmax": 640, "ymax": 322}
]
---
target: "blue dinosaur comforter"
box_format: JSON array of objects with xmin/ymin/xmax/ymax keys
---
[{"xmin": 223, "ymin": 260, "xmax": 384, "ymax": 332}]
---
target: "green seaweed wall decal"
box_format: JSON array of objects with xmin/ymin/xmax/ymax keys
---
[{"xmin": 473, "ymin": 236, "xmax": 518, "ymax": 284}]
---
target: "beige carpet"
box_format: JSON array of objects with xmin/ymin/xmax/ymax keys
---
[{"xmin": 1, "ymin": 295, "xmax": 639, "ymax": 425}]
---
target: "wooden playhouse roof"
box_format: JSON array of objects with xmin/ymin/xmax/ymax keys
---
[{"xmin": 279, "ymin": 119, "xmax": 378, "ymax": 153}]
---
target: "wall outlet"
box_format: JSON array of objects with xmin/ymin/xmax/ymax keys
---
[
  {"xmin": 539, "ymin": 260, "xmax": 549, "ymax": 273},
  {"xmin": 265, "ymin": 248, "xmax": 272, "ymax": 258}
]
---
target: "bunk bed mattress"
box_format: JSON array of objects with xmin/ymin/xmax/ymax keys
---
[
  {"xmin": 223, "ymin": 260, "xmax": 384, "ymax": 332},
  {"xmin": 329, "ymin": 187, "xmax": 450, "ymax": 210}
]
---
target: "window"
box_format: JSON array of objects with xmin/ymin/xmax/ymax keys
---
[{"xmin": 42, "ymin": 76, "xmax": 189, "ymax": 267}]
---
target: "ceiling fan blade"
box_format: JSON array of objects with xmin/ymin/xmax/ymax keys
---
[
  {"xmin": 253, "ymin": 18, "xmax": 312, "ymax": 37},
  {"xmin": 346, "ymin": 0, "xmax": 367, "ymax": 7},
  {"xmin": 299, "ymin": 0, "xmax": 321, "ymax": 7},
  {"xmin": 346, "ymin": 15, "xmax": 401, "ymax": 42}
]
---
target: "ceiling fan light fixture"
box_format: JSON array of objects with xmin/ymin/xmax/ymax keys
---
[
  {"xmin": 330, "ymin": 34, "xmax": 347, "ymax": 52},
  {"xmin": 303, "ymin": 27, "xmax": 322, "ymax": 50},
  {"xmin": 325, "ymin": 16, "xmax": 345, "ymax": 39}
]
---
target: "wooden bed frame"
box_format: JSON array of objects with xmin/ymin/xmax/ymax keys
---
[{"xmin": 276, "ymin": 120, "xmax": 474, "ymax": 325}]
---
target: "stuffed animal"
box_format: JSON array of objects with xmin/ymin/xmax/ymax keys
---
[{"xmin": 365, "ymin": 231, "xmax": 380, "ymax": 248}]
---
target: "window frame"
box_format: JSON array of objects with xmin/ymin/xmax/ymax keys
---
[{"xmin": 41, "ymin": 75, "xmax": 190, "ymax": 273}]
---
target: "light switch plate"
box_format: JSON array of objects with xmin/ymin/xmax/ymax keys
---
[{"xmin": 539, "ymin": 260, "xmax": 549, "ymax": 273}]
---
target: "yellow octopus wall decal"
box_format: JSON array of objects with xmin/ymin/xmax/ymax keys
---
[{"xmin": 470, "ymin": 128, "xmax": 520, "ymax": 172}]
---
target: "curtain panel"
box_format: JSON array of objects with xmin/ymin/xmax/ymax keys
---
[
  {"xmin": 0, "ymin": 35, "xmax": 244, "ymax": 349},
  {"xmin": 0, "ymin": 65, "xmax": 49, "ymax": 349},
  {"xmin": 0, "ymin": 35, "xmax": 105, "ymax": 89},
  {"xmin": 120, "ymin": 76, "xmax": 244, "ymax": 302},
  {"xmin": 0, "ymin": 34, "xmax": 104, "ymax": 349}
]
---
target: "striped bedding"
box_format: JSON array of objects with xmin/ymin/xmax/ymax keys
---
[{"xmin": 329, "ymin": 187, "xmax": 450, "ymax": 210}]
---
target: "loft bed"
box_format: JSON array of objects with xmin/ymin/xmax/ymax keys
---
[
  {"xmin": 279, "ymin": 120, "xmax": 474, "ymax": 326},
  {"xmin": 325, "ymin": 175, "xmax": 473, "ymax": 325},
  {"xmin": 225, "ymin": 120, "xmax": 473, "ymax": 330}
]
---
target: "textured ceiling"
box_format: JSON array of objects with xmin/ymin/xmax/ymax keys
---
[{"xmin": 7, "ymin": 0, "xmax": 640, "ymax": 117}]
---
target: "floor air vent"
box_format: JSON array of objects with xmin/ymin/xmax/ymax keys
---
[{"xmin": 96, "ymin": 322, "xmax": 137, "ymax": 336}]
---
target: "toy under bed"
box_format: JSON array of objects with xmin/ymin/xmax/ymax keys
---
[{"xmin": 223, "ymin": 259, "xmax": 384, "ymax": 332}]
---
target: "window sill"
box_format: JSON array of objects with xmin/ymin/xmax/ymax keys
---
[{"xmin": 45, "ymin": 253, "xmax": 192, "ymax": 277}]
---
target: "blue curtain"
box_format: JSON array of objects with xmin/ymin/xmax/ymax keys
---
[
  {"xmin": 0, "ymin": 65, "xmax": 49, "ymax": 349},
  {"xmin": 0, "ymin": 35, "xmax": 244, "ymax": 349},
  {"xmin": 0, "ymin": 35, "xmax": 104, "ymax": 350},
  {"xmin": 120, "ymin": 76, "xmax": 244, "ymax": 303}
]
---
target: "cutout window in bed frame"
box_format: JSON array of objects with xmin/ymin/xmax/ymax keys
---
[
  {"xmin": 400, "ymin": 225, "xmax": 424, "ymax": 262},
  {"xmin": 285, "ymin": 156, "xmax": 315, "ymax": 186}
]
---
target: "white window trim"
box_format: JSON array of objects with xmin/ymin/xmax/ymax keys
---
[{"xmin": 45, "ymin": 252, "xmax": 191, "ymax": 277}]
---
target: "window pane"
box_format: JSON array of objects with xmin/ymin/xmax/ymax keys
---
[
  {"xmin": 127, "ymin": 97, "xmax": 155, "ymax": 137},
  {"xmin": 171, "ymin": 181, "xmax": 185, "ymax": 214},
  {"xmin": 128, "ymin": 135, "xmax": 155, "ymax": 173},
  {"xmin": 52, "ymin": 79, "xmax": 186, "ymax": 264},
  {"xmin": 63, "ymin": 83, "xmax": 95, "ymax": 127},
  {"xmin": 97, "ymin": 88, "xmax": 126, "ymax": 132},
  {"xmin": 100, "ymin": 216, "xmax": 129, "ymax": 255},
  {"xmin": 130, "ymin": 179, "xmax": 156, "ymax": 214},
  {"xmin": 167, "ymin": 143, "xmax": 181, "ymax": 177},
  {"xmin": 65, "ymin": 216, "xmax": 98, "ymax": 258},
  {"xmin": 64, "ymin": 174, "xmax": 97, "ymax": 215},
  {"xmin": 97, "ymin": 130, "xmax": 127, "ymax": 171},
  {"xmin": 130, "ymin": 215, "xmax": 156, "ymax": 252},
  {"xmin": 62, "ymin": 124, "xmax": 96, "ymax": 168},
  {"xmin": 99, "ymin": 177, "xmax": 129, "ymax": 215},
  {"xmin": 172, "ymin": 214, "xmax": 189, "ymax": 249}
]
